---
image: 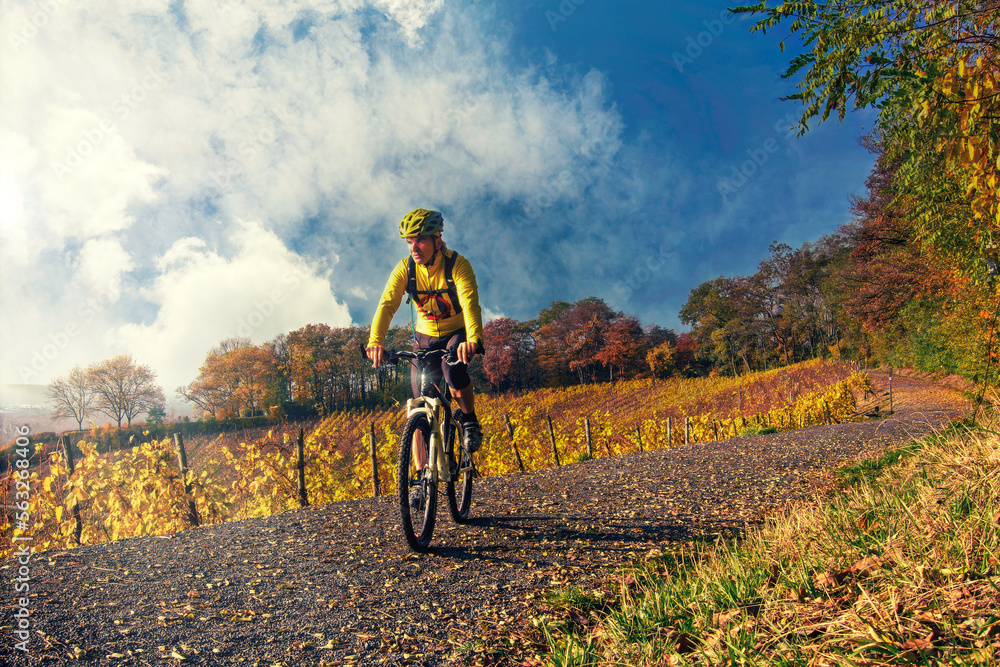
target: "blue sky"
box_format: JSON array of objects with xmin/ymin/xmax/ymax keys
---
[{"xmin": 0, "ymin": 0, "xmax": 875, "ymax": 410}]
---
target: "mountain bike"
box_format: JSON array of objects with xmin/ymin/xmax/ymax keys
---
[{"xmin": 377, "ymin": 348, "xmax": 475, "ymax": 551}]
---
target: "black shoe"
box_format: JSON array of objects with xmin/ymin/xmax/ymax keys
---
[{"xmin": 463, "ymin": 418, "xmax": 482, "ymax": 454}]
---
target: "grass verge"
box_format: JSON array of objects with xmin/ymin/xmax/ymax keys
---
[{"xmin": 518, "ymin": 417, "xmax": 1000, "ymax": 666}]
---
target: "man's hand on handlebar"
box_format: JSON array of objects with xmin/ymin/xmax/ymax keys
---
[
  {"xmin": 366, "ymin": 345, "xmax": 384, "ymax": 368},
  {"xmin": 455, "ymin": 341, "xmax": 484, "ymax": 365}
]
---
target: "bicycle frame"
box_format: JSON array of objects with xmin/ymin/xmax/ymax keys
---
[{"xmin": 404, "ymin": 392, "xmax": 452, "ymax": 479}]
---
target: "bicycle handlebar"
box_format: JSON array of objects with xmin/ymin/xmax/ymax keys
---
[
  {"xmin": 387, "ymin": 348, "xmax": 464, "ymax": 367},
  {"xmin": 359, "ymin": 344, "xmax": 464, "ymax": 368}
]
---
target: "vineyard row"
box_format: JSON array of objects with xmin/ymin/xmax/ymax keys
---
[{"xmin": 2, "ymin": 366, "xmax": 873, "ymax": 558}]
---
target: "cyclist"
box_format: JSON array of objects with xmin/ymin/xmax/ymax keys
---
[{"xmin": 365, "ymin": 208, "xmax": 485, "ymax": 461}]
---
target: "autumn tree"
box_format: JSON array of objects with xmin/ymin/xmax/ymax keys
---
[
  {"xmin": 88, "ymin": 355, "xmax": 166, "ymax": 428},
  {"xmin": 227, "ymin": 345, "xmax": 279, "ymax": 416},
  {"xmin": 738, "ymin": 0, "xmax": 999, "ymax": 271},
  {"xmin": 675, "ymin": 332, "xmax": 702, "ymax": 376},
  {"xmin": 178, "ymin": 338, "xmax": 278, "ymax": 418},
  {"xmin": 283, "ymin": 324, "xmax": 379, "ymax": 413},
  {"xmin": 594, "ymin": 314, "xmax": 644, "ymax": 381},
  {"xmin": 836, "ymin": 137, "xmax": 986, "ymax": 375},
  {"xmin": 647, "ymin": 340, "xmax": 677, "ymax": 379},
  {"xmin": 47, "ymin": 365, "xmax": 95, "ymax": 430},
  {"xmin": 642, "ymin": 325, "xmax": 677, "ymax": 350},
  {"xmin": 531, "ymin": 300, "xmax": 576, "ymax": 387},
  {"xmin": 533, "ymin": 298, "xmax": 617, "ymax": 385},
  {"xmin": 681, "ymin": 235, "xmax": 857, "ymax": 374},
  {"xmin": 482, "ymin": 317, "xmax": 537, "ymax": 392},
  {"xmin": 758, "ymin": 237, "xmax": 854, "ymax": 365},
  {"xmin": 679, "ymin": 276, "xmax": 748, "ymax": 372},
  {"xmin": 266, "ymin": 334, "xmax": 293, "ymax": 408},
  {"xmin": 368, "ymin": 326, "xmax": 417, "ymax": 406},
  {"xmin": 840, "ymin": 141, "xmax": 954, "ymax": 334}
]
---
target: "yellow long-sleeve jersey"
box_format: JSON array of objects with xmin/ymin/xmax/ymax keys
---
[{"xmin": 367, "ymin": 249, "xmax": 484, "ymax": 347}]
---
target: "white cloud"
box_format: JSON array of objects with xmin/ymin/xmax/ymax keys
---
[
  {"xmin": 481, "ymin": 306, "xmax": 506, "ymax": 323},
  {"xmin": 0, "ymin": 129, "xmax": 41, "ymax": 262},
  {"xmin": 113, "ymin": 219, "xmax": 351, "ymax": 399},
  {"xmin": 372, "ymin": 0, "xmax": 445, "ymax": 45},
  {"xmin": 76, "ymin": 238, "xmax": 134, "ymax": 301},
  {"xmin": 0, "ymin": 0, "xmax": 626, "ymax": 391}
]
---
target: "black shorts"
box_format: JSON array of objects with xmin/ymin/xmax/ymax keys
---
[{"xmin": 410, "ymin": 331, "xmax": 471, "ymax": 398}]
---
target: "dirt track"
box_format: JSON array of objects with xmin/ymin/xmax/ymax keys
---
[{"xmin": 0, "ymin": 371, "xmax": 971, "ymax": 666}]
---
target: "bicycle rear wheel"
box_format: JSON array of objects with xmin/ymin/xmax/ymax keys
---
[
  {"xmin": 446, "ymin": 409, "xmax": 473, "ymax": 523},
  {"xmin": 398, "ymin": 413, "xmax": 437, "ymax": 551}
]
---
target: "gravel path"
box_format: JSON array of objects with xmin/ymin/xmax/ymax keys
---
[{"xmin": 0, "ymin": 372, "xmax": 971, "ymax": 666}]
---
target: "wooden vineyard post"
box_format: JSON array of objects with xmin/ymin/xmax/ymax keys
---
[
  {"xmin": 636, "ymin": 425, "xmax": 643, "ymax": 452},
  {"xmin": 297, "ymin": 428, "xmax": 309, "ymax": 506},
  {"xmin": 368, "ymin": 422, "xmax": 380, "ymax": 498},
  {"xmin": 712, "ymin": 421, "xmax": 719, "ymax": 441},
  {"xmin": 173, "ymin": 434, "xmax": 199, "ymax": 527},
  {"xmin": 684, "ymin": 417, "xmax": 690, "ymax": 445},
  {"xmin": 504, "ymin": 414, "xmax": 526, "ymax": 473},
  {"xmin": 584, "ymin": 418, "xmax": 593, "ymax": 459},
  {"xmin": 666, "ymin": 417, "xmax": 672, "ymax": 447},
  {"xmin": 889, "ymin": 367, "xmax": 894, "ymax": 413},
  {"xmin": 547, "ymin": 415, "xmax": 561, "ymax": 466},
  {"xmin": 60, "ymin": 435, "xmax": 83, "ymax": 546}
]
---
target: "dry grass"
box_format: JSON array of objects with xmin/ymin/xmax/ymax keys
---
[{"xmin": 533, "ymin": 416, "xmax": 1000, "ymax": 666}]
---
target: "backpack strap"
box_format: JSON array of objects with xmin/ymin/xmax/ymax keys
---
[
  {"xmin": 405, "ymin": 252, "xmax": 463, "ymax": 315},
  {"xmin": 444, "ymin": 251, "xmax": 463, "ymax": 316},
  {"xmin": 406, "ymin": 256, "xmax": 418, "ymax": 304}
]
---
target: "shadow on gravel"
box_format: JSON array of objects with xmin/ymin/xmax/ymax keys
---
[{"xmin": 426, "ymin": 511, "xmax": 712, "ymax": 560}]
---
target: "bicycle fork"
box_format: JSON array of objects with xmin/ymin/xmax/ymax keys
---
[{"xmin": 405, "ymin": 398, "xmax": 450, "ymax": 478}]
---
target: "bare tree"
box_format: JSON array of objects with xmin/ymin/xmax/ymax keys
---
[
  {"xmin": 88, "ymin": 355, "xmax": 166, "ymax": 428},
  {"xmin": 47, "ymin": 365, "xmax": 95, "ymax": 430}
]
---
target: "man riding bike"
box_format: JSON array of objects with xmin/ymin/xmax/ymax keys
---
[{"xmin": 365, "ymin": 208, "xmax": 485, "ymax": 459}]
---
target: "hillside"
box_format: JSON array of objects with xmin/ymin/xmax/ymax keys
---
[
  {"xmin": 2, "ymin": 359, "xmax": 872, "ymax": 554},
  {"xmin": 0, "ymin": 371, "xmax": 970, "ymax": 666}
]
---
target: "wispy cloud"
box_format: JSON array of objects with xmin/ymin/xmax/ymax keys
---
[{"xmin": 1, "ymin": 0, "xmax": 626, "ymax": 403}]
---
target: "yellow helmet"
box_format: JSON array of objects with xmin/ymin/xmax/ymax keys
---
[{"xmin": 398, "ymin": 208, "xmax": 444, "ymax": 238}]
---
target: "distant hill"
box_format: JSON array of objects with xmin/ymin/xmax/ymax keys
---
[
  {"xmin": 0, "ymin": 385, "xmax": 77, "ymax": 439},
  {"xmin": 0, "ymin": 384, "xmax": 48, "ymax": 407}
]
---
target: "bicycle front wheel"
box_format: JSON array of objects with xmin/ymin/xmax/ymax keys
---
[
  {"xmin": 446, "ymin": 409, "xmax": 473, "ymax": 523},
  {"xmin": 398, "ymin": 413, "xmax": 437, "ymax": 551}
]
